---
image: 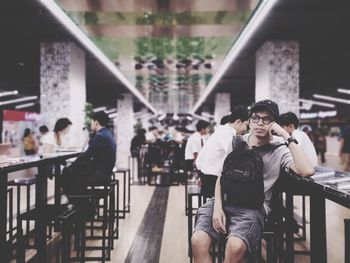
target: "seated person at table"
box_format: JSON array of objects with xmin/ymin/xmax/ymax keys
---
[
  {"xmin": 278, "ymin": 112, "xmax": 318, "ymax": 167},
  {"xmin": 42, "ymin": 118, "xmax": 72, "ymax": 153},
  {"xmin": 191, "ymin": 100, "xmax": 314, "ymax": 263},
  {"xmin": 62, "ymin": 111, "xmax": 116, "ymax": 195}
]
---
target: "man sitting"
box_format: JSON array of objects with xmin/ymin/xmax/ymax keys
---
[
  {"xmin": 191, "ymin": 100, "xmax": 314, "ymax": 262},
  {"xmin": 63, "ymin": 111, "xmax": 116, "ymax": 195}
]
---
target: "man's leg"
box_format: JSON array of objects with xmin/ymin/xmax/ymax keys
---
[
  {"xmin": 191, "ymin": 230, "xmax": 213, "ymax": 263},
  {"xmin": 224, "ymin": 236, "xmax": 247, "ymax": 263}
]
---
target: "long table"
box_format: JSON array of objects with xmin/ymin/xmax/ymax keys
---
[
  {"xmin": 281, "ymin": 166, "xmax": 350, "ymax": 263},
  {"xmin": 0, "ymin": 152, "xmax": 81, "ymax": 263}
]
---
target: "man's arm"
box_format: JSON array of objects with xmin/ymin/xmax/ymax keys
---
[
  {"xmin": 72, "ymin": 135, "xmax": 102, "ymax": 166},
  {"xmin": 270, "ymin": 123, "xmax": 314, "ymax": 177},
  {"xmin": 212, "ymin": 178, "xmax": 226, "ymax": 234},
  {"xmin": 339, "ymin": 138, "xmax": 344, "ymax": 157}
]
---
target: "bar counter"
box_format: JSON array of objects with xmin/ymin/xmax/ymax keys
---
[
  {"xmin": 281, "ymin": 166, "xmax": 350, "ymax": 263},
  {"xmin": 0, "ymin": 151, "xmax": 81, "ymax": 263}
]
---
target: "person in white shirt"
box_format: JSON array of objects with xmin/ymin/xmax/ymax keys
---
[
  {"xmin": 278, "ymin": 112, "xmax": 318, "ymax": 167},
  {"xmin": 42, "ymin": 118, "xmax": 72, "ymax": 153},
  {"xmin": 184, "ymin": 120, "xmax": 210, "ymax": 177},
  {"xmin": 145, "ymin": 126, "xmax": 158, "ymax": 143},
  {"xmin": 196, "ymin": 106, "xmax": 249, "ymax": 197}
]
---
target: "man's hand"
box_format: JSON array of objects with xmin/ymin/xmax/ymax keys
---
[
  {"xmin": 212, "ymin": 207, "xmax": 226, "ymax": 234},
  {"xmin": 269, "ymin": 122, "xmax": 290, "ymax": 139}
]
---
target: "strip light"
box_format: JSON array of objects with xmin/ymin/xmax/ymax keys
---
[
  {"xmin": 0, "ymin": 90, "xmax": 18, "ymax": 97},
  {"xmin": 0, "ymin": 96, "xmax": 38, "ymax": 106},
  {"xmin": 192, "ymin": 113, "xmax": 210, "ymax": 122},
  {"xmin": 108, "ymin": 112, "xmax": 118, "ymax": 119},
  {"xmin": 37, "ymin": 0, "xmax": 156, "ymax": 114},
  {"xmin": 191, "ymin": 0, "xmax": 278, "ymax": 114},
  {"xmin": 299, "ymin": 99, "xmax": 335, "ymax": 108},
  {"xmin": 337, "ymin": 88, "xmax": 350, "ymax": 94},
  {"xmin": 313, "ymin": 94, "xmax": 350, "ymax": 105},
  {"xmin": 105, "ymin": 108, "xmax": 116, "ymax": 114},
  {"xmin": 15, "ymin": 102, "xmax": 36, "ymax": 109},
  {"xmin": 93, "ymin": 106, "xmax": 106, "ymax": 112}
]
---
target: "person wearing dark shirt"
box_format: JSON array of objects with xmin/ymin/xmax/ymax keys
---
[
  {"xmin": 130, "ymin": 129, "xmax": 146, "ymax": 158},
  {"xmin": 340, "ymin": 125, "xmax": 350, "ymax": 171},
  {"xmin": 69, "ymin": 111, "xmax": 116, "ymax": 189}
]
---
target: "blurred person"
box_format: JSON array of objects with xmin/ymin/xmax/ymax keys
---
[
  {"xmin": 278, "ymin": 112, "xmax": 318, "ymax": 167},
  {"xmin": 315, "ymin": 130, "xmax": 327, "ymax": 164},
  {"xmin": 220, "ymin": 114, "xmax": 231, "ymax": 125},
  {"xmin": 340, "ymin": 125, "xmax": 350, "ymax": 171},
  {"xmin": 38, "ymin": 125, "xmax": 49, "ymax": 150},
  {"xmin": 196, "ymin": 106, "xmax": 249, "ymax": 198},
  {"xmin": 145, "ymin": 126, "xmax": 158, "ymax": 143},
  {"xmin": 184, "ymin": 120, "xmax": 209, "ymax": 178},
  {"xmin": 39, "ymin": 125, "xmax": 49, "ymax": 136},
  {"xmin": 22, "ymin": 128, "xmax": 37, "ymax": 155},
  {"xmin": 130, "ymin": 129, "xmax": 146, "ymax": 158},
  {"xmin": 42, "ymin": 118, "xmax": 72, "ymax": 153}
]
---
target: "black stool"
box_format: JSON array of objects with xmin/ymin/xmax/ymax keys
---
[
  {"xmin": 68, "ymin": 181, "xmax": 116, "ymax": 262},
  {"xmin": 113, "ymin": 168, "xmax": 131, "ymax": 219},
  {"xmin": 345, "ymin": 219, "xmax": 350, "ymax": 263},
  {"xmin": 7, "ymin": 177, "xmax": 36, "ymax": 241},
  {"xmin": 16, "ymin": 204, "xmax": 78, "ymax": 263}
]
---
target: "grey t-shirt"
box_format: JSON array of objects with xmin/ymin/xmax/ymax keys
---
[{"xmin": 238, "ymin": 134, "xmax": 294, "ymax": 214}]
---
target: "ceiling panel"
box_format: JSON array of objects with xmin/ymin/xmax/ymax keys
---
[{"xmin": 55, "ymin": 0, "xmax": 258, "ymax": 113}]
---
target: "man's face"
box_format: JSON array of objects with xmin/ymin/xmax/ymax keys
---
[
  {"xmin": 200, "ymin": 127, "xmax": 209, "ymax": 135},
  {"xmin": 90, "ymin": 119, "xmax": 97, "ymax": 132},
  {"xmin": 249, "ymin": 111, "xmax": 275, "ymax": 138}
]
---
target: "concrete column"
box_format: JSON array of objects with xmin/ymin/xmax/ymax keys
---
[
  {"xmin": 40, "ymin": 42, "xmax": 86, "ymax": 147},
  {"xmin": 256, "ymin": 41, "xmax": 299, "ymax": 115},
  {"xmin": 115, "ymin": 94, "xmax": 134, "ymax": 168},
  {"xmin": 214, "ymin": 93, "xmax": 231, "ymax": 125}
]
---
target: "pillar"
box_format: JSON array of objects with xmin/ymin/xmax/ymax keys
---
[
  {"xmin": 115, "ymin": 94, "xmax": 134, "ymax": 168},
  {"xmin": 255, "ymin": 41, "xmax": 299, "ymax": 115},
  {"xmin": 40, "ymin": 42, "xmax": 86, "ymax": 147},
  {"xmin": 214, "ymin": 93, "xmax": 231, "ymax": 125}
]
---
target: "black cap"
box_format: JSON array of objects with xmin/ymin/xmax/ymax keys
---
[{"xmin": 250, "ymin": 99, "xmax": 279, "ymax": 119}]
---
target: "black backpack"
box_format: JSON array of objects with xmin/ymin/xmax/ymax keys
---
[{"xmin": 220, "ymin": 136, "xmax": 284, "ymax": 208}]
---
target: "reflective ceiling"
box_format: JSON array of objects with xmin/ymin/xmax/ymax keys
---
[{"xmin": 55, "ymin": 0, "xmax": 259, "ymax": 113}]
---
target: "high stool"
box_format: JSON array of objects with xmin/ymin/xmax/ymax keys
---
[
  {"xmin": 16, "ymin": 204, "xmax": 78, "ymax": 263},
  {"xmin": 113, "ymin": 168, "xmax": 131, "ymax": 219},
  {"xmin": 345, "ymin": 219, "xmax": 350, "ymax": 263},
  {"xmin": 68, "ymin": 181, "xmax": 116, "ymax": 262},
  {"xmin": 7, "ymin": 177, "xmax": 36, "ymax": 253}
]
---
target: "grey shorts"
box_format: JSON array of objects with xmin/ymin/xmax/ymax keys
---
[{"xmin": 193, "ymin": 199, "xmax": 266, "ymax": 253}]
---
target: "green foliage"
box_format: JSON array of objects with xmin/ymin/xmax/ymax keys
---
[
  {"xmin": 84, "ymin": 103, "xmax": 94, "ymax": 132},
  {"xmin": 84, "ymin": 12, "xmax": 99, "ymax": 24}
]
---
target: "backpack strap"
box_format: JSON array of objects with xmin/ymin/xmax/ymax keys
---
[{"xmin": 231, "ymin": 135, "xmax": 246, "ymax": 152}]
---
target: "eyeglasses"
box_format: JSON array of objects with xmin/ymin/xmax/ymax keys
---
[{"xmin": 250, "ymin": 114, "xmax": 274, "ymax": 125}]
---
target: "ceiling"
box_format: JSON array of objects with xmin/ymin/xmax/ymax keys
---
[
  {"xmin": 195, "ymin": 0, "xmax": 350, "ymax": 117},
  {"xmin": 1, "ymin": 0, "xmax": 349, "ymax": 119},
  {"xmin": 0, "ymin": 0, "xmax": 154, "ymax": 113},
  {"xmin": 55, "ymin": 0, "xmax": 259, "ymax": 114}
]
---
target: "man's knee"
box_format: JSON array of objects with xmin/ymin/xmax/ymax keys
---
[
  {"xmin": 191, "ymin": 231, "xmax": 212, "ymax": 254},
  {"xmin": 225, "ymin": 236, "xmax": 247, "ymax": 259}
]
